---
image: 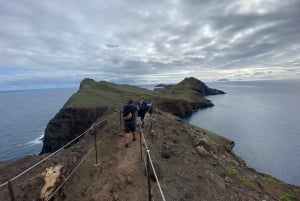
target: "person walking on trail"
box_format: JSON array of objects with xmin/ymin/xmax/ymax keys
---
[
  {"xmin": 123, "ymin": 99, "xmax": 137, "ymax": 148},
  {"xmin": 138, "ymin": 95, "xmax": 152, "ymax": 127}
]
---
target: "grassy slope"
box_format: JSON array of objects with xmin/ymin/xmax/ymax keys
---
[
  {"xmin": 64, "ymin": 78, "xmax": 207, "ymax": 108},
  {"xmin": 64, "ymin": 80, "xmax": 151, "ymax": 108}
]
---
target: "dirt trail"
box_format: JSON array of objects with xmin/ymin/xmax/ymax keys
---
[{"xmin": 55, "ymin": 113, "xmax": 149, "ymax": 201}]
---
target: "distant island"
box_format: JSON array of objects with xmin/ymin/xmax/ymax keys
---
[
  {"xmin": 154, "ymin": 83, "xmax": 173, "ymax": 88},
  {"xmin": 217, "ymin": 78, "xmax": 231, "ymax": 82}
]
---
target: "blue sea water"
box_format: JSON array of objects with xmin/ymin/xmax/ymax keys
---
[
  {"xmin": 0, "ymin": 88, "xmax": 76, "ymax": 161},
  {"xmin": 185, "ymin": 79, "xmax": 300, "ymax": 186}
]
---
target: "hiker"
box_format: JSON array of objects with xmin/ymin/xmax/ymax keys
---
[
  {"xmin": 137, "ymin": 95, "xmax": 152, "ymax": 127},
  {"xmin": 123, "ymin": 99, "xmax": 137, "ymax": 147}
]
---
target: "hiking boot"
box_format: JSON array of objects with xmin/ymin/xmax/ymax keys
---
[{"xmin": 125, "ymin": 143, "xmax": 129, "ymax": 148}]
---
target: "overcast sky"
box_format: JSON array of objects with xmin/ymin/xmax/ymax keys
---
[{"xmin": 0, "ymin": 0, "xmax": 300, "ymax": 90}]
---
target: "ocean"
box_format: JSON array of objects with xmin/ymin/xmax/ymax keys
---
[
  {"xmin": 0, "ymin": 80, "xmax": 299, "ymax": 186},
  {"xmin": 0, "ymin": 88, "xmax": 76, "ymax": 161},
  {"xmin": 185, "ymin": 79, "xmax": 300, "ymax": 186}
]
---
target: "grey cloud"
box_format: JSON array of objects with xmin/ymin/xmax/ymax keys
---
[
  {"xmin": 0, "ymin": 0, "xmax": 299, "ymax": 90},
  {"xmin": 253, "ymin": 72, "xmax": 264, "ymax": 75}
]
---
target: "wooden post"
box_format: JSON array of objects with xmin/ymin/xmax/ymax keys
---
[
  {"xmin": 147, "ymin": 151, "xmax": 152, "ymax": 201},
  {"xmin": 150, "ymin": 114, "xmax": 153, "ymax": 130},
  {"xmin": 8, "ymin": 181, "xmax": 16, "ymax": 201},
  {"xmin": 120, "ymin": 109, "xmax": 122, "ymax": 135},
  {"xmin": 140, "ymin": 129, "xmax": 142, "ymax": 162},
  {"xmin": 94, "ymin": 130, "xmax": 98, "ymax": 165},
  {"xmin": 173, "ymin": 118, "xmax": 175, "ymax": 129}
]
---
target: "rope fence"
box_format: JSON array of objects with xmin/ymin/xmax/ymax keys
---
[
  {"xmin": 0, "ymin": 118, "xmax": 107, "ymax": 201},
  {"xmin": 45, "ymin": 146, "xmax": 95, "ymax": 201},
  {"xmin": 139, "ymin": 110, "xmax": 166, "ymax": 201},
  {"xmin": 0, "ymin": 106, "xmax": 166, "ymax": 201}
]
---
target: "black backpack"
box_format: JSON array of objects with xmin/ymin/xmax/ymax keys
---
[{"xmin": 123, "ymin": 104, "xmax": 133, "ymax": 120}]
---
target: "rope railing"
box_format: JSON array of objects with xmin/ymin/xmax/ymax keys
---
[
  {"xmin": 45, "ymin": 146, "xmax": 95, "ymax": 201},
  {"xmin": 0, "ymin": 118, "xmax": 107, "ymax": 201},
  {"xmin": 139, "ymin": 110, "xmax": 167, "ymax": 201},
  {"xmin": 0, "ymin": 106, "xmax": 165, "ymax": 201}
]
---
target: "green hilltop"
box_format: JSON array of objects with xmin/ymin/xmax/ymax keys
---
[{"xmin": 64, "ymin": 77, "xmax": 225, "ymax": 109}]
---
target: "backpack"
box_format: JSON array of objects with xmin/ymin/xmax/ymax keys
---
[
  {"xmin": 123, "ymin": 104, "xmax": 133, "ymax": 120},
  {"xmin": 139, "ymin": 100, "xmax": 148, "ymax": 111}
]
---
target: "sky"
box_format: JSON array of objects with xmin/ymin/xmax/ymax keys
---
[{"xmin": 0, "ymin": 0, "xmax": 300, "ymax": 90}]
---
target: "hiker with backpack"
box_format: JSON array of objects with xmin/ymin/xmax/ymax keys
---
[
  {"xmin": 137, "ymin": 95, "xmax": 152, "ymax": 127},
  {"xmin": 123, "ymin": 99, "xmax": 138, "ymax": 148}
]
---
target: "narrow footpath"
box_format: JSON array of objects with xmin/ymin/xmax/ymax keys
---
[{"xmin": 54, "ymin": 112, "xmax": 148, "ymax": 201}]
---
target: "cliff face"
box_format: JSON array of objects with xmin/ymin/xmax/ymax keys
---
[
  {"xmin": 40, "ymin": 107, "xmax": 107, "ymax": 154},
  {"xmin": 157, "ymin": 99, "xmax": 214, "ymax": 116},
  {"xmin": 41, "ymin": 77, "xmax": 225, "ymax": 154}
]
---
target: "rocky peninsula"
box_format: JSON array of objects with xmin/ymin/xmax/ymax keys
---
[{"xmin": 0, "ymin": 77, "xmax": 299, "ymax": 201}]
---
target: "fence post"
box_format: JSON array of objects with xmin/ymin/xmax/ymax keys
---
[
  {"xmin": 172, "ymin": 118, "xmax": 175, "ymax": 129},
  {"xmin": 150, "ymin": 113, "xmax": 153, "ymax": 130},
  {"xmin": 94, "ymin": 129, "xmax": 99, "ymax": 165},
  {"xmin": 140, "ymin": 128, "xmax": 142, "ymax": 162},
  {"xmin": 8, "ymin": 181, "xmax": 16, "ymax": 201},
  {"xmin": 120, "ymin": 109, "xmax": 122, "ymax": 134},
  {"xmin": 147, "ymin": 150, "xmax": 152, "ymax": 201}
]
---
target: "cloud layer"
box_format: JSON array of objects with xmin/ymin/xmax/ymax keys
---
[{"xmin": 1, "ymin": 0, "xmax": 300, "ymax": 89}]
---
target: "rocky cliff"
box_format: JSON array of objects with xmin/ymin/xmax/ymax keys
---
[
  {"xmin": 157, "ymin": 99, "xmax": 214, "ymax": 116},
  {"xmin": 40, "ymin": 77, "xmax": 225, "ymax": 153},
  {"xmin": 40, "ymin": 107, "xmax": 107, "ymax": 154}
]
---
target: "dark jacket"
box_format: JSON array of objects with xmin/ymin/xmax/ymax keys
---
[{"xmin": 123, "ymin": 103, "xmax": 137, "ymax": 123}]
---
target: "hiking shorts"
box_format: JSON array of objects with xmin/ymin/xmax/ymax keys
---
[{"xmin": 124, "ymin": 121, "xmax": 136, "ymax": 133}]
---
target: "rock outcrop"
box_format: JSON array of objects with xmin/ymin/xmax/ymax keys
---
[
  {"xmin": 177, "ymin": 77, "xmax": 225, "ymax": 95},
  {"xmin": 40, "ymin": 107, "xmax": 107, "ymax": 154},
  {"xmin": 157, "ymin": 99, "xmax": 214, "ymax": 116}
]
